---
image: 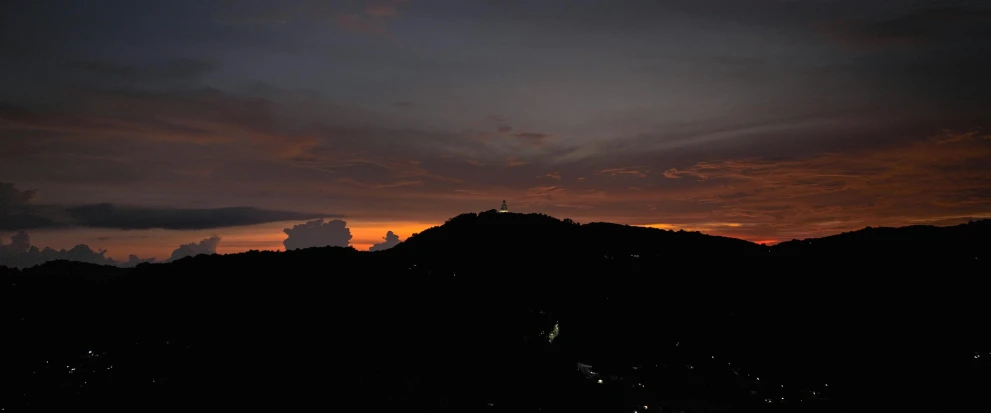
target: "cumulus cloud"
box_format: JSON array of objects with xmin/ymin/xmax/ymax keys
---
[
  {"xmin": 0, "ymin": 231, "xmax": 118, "ymax": 269},
  {"xmin": 283, "ymin": 219, "xmax": 353, "ymax": 250},
  {"xmin": 125, "ymin": 254, "xmax": 157, "ymax": 266},
  {"xmin": 167, "ymin": 236, "xmax": 221, "ymax": 262},
  {"xmin": 0, "ymin": 231, "xmax": 226, "ymax": 268},
  {"xmin": 0, "ymin": 182, "xmax": 327, "ymax": 231},
  {"xmin": 369, "ymin": 231, "xmax": 402, "ymax": 251}
]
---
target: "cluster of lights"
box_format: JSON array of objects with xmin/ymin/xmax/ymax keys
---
[{"xmin": 576, "ymin": 340, "xmax": 831, "ymax": 408}]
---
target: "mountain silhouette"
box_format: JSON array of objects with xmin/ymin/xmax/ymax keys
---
[{"xmin": 2, "ymin": 212, "xmax": 990, "ymax": 412}]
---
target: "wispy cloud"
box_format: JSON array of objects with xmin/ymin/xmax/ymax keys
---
[
  {"xmin": 515, "ymin": 132, "xmax": 552, "ymax": 147},
  {"xmin": 599, "ymin": 166, "xmax": 650, "ymax": 178}
]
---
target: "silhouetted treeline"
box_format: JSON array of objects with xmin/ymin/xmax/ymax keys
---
[{"xmin": 3, "ymin": 212, "xmax": 990, "ymax": 412}]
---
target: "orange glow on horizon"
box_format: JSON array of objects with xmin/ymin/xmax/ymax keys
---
[{"xmin": 210, "ymin": 219, "xmax": 439, "ymax": 255}]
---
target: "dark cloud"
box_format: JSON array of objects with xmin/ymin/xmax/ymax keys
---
[
  {"xmin": 125, "ymin": 254, "xmax": 157, "ymax": 266},
  {"xmin": 65, "ymin": 204, "xmax": 327, "ymax": 230},
  {"xmin": 0, "ymin": 182, "xmax": 327, "ymax": 231},
  {"xmin": 167, "ymin": 236, "xmax": 221, "ymax": 262},
  {"xmin": 283, "ymin": 219, "xmax": 353, "ymax": 250},
  {"xmin": 515, "ymin": 132, "xmax": 552, "ymax": 147},
  {"xmin": 0, "ymin": 182, "xmax": 57, "ymax": 230},
  {"xmin": 820, "ymin": 5, "xmax": 991, "ymax": 51},
  {"xmin": 0, "ymin": 231, "xmax": 118, "ymax": 269},
  {"xmin": 392, "ymin": 101, "xmax": 414, "ymax": 108},
  {"xmin": 497, "ymin": 125, "xmax": 513, "ymax": 133},
  {"xmin": 0, "ymin": 230, "xmax": 227, "ymax": 268},
  {"xmin": 63, "ymin": 58, "xmax": 215, "ymax": 85},
  {"xmin": 368, "ymin": 230, "xmax": 401, "ymax": 251}
]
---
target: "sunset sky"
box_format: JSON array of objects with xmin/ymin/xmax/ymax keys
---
[{"xmin": 2, "ymin": 0, "xmax": 990, "ymax": 263}]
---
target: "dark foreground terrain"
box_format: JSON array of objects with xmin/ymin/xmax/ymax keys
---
[{"xmin": 3, "ymin": 212, "xmax": 990, "ymax": 412}]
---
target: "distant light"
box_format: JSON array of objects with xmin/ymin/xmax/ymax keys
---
[{"xmin": 597, "ymin": 379, "xmax": 603, "ymax": 384}]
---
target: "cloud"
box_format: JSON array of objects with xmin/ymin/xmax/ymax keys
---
[
  {"xmin": 366, "ymin": 0, "xmax": 412, "ymax": 17},
  {"xmin": 125, "ymin": 254, "xmax": 157, "ymax": 266},
  {"xmin": 392, "ymin": 101, "xmax": 414, "ymax": 108},
  {"xmin": 167, "ymin": 236, "xmax": 221, "ymax": 262},
  {"xmin": 0, "ymin": 231, "xmax": 117, "ymax": 268},
  {"xmin": 369, "ymin": 230, "xmax": 401, "ymax": 251},
  {"xmin": 334, "ymin": 0, "xmax": 412, "ymax": 37},
  {"xmin": 662, "ymin": 168, "xmax": 682, "ymax": 179},
  {"xmin": 599, "ymin": 167, "xmax": 650, "ymax": 178},
  {"xmin": 338, "ymin": 178, "xmax": 423, "ymax": 189},
  {"xmin": 64, "ymin": 204, "xmax": 328, "ymax": 230},
  {"xmin": 62, "ymin": 58, "xmax": 215, "ymax": 85},
  {"xmin": 283, "ymin": 219, "xmax": 353, "ymax": 250},
  {"xmin": 538, "ymin": 172, "xmax": 562, "ymax": 180},
  {"xmin": 818, "ymin": 5, "xmax": 991, "ymax": 51},
  {"xmin": 528, "ymin": 186, "xmax": 564, "ymax": 196},
  {"xmin": 497, "ymin": 125, "xmax": 513, "ymax": 133},
  {"xmin": 0, "ymin": 182, "xmax": 56, "ymax": 229},
  {"xmin": 505, "ymin": 157, "xmax": 529, "ymax": 167},
  {"xmin": 0, "ymin": 88, "xmax": 290, "ymax": 146},
  {"xmin": 515, "ymin": 132, "xmax": 552, "ymax": 147},
  {"xmin": 0, "ymin": 183, "xmax": 328, "ymax": 231},
  {"xmin": 656, "ymin": 131, "xmax": 991, "ymax": 240},
  {"xmin": 0, "ymin": 230, "xmax": 230, "ymax": 268}
]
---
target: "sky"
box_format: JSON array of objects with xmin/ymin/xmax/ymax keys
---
[{"xmin": 2, "ymin": 0, "xmax": 991, "ymax": 264}]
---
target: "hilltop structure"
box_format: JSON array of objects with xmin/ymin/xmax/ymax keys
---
[{"xmin": 499, "ymin": 200, "xmax": 509, "ymax": 213}]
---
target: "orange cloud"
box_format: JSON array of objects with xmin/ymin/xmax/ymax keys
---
[
  {"xmin": 334, "ymin": 0, "xmax": 411, "ymax": 37},
  {"xmin": 655, "ymin": 131, "xmax": 991, "ymax": 241},
  {"xmin": 600, "ymin": 166, "xmax": 650, "ymax": 178},
  {"xmin": 505, "ymin": 156, "xmax": 528, "ymax": 167},
  {"xmin": 338, "ymin": 178, "xmax": 422, "ymax": 189},
  {"xmin": 365, "ymin": 0, "xmax": 411, "ymax": 17}
]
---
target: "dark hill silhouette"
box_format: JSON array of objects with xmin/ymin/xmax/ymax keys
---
[
  {"xmin": 391, "ymin": 210, "xmax": 760, "ymax": 260},
  {"xmin": 773, "ymin": 220, "xmax": 991, "ymax": 259},
  {"xmin": 3, "ymin": 212, "xmax": 991, "ymax": 412}
]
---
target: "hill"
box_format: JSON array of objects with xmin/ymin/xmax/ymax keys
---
[{"xmin": 2, "ymin": 212, "xmax": 990, "ymax": 412}]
